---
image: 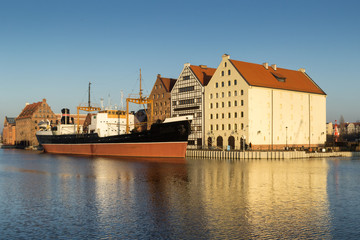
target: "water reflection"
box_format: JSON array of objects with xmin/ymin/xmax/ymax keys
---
[{"xmin": 1, "ymin": 149, "xmax": 356, "ymax": 239}]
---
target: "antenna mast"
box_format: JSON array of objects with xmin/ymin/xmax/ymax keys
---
[
  {"xmin": 88, "ymin": 82, "xmax": 91, "ymax": 107},
  {"xmin": 139, "ymin": 68, "xmax": 143, "ymax": 100}
]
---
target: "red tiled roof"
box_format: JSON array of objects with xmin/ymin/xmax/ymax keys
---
[
  {"xmin": 229, "ymin": 60, "xmax": 326, "ymax": 95},
  {"xmin": 190, "ymin": 65, "xmax": 216, "ymax": 86},
  {"xmin": 16, "ymin": 102, "xmax": 42, "ymax": 120},
  {"xmin": 159, "ymin": 76, "xmax": 177, "ymax": 92}
]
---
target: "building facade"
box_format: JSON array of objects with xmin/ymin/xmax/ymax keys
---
[
  {"xmin": 205, "ymin": 54, "xmax": 327, "ymax": 150},
  {"xmin": 171, "ymin": 63, "xmax": 216, "ymax": 149},
  {"xmin": 15, "ymin": 99, "xmax": 57, "ymax": 147},
  {"xmin": 2, "ymin": 117, "xmax": 16, "ymax": 145},
  {"xmin": 149, "ymin": 74, "xmax": 177, "ymax": 122}
]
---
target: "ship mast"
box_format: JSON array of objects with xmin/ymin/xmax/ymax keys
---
[
  {"xmin": 77, "ymin": 82, "xmax": 101, "ymax": 133},
  {"xmin": 126, "ymin": 69, "xmax": 153, "ymax": 133}
]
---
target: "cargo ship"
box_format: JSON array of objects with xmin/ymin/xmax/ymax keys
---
[
  {"xmin": 36, "ymin": 73, "xmax": 192, "ymax": 158},
  {"xmin": 36, "ymin": 115, "xmax": 192, "ymax": 158}
]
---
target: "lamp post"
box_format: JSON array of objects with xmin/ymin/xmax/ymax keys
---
[{"xmin": 286, "ymin": 126, "xmax": 288, "ymax": 150}]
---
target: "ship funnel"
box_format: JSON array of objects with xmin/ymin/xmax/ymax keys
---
[{"xmin": 61, "ymin": 108, "xmax": 71, "ymax": 124}]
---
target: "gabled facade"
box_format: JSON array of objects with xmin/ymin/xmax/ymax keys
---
[
  {"xmin": 171, "ymin": 63, "xmax": 216, "ymax": 149},
  {"xmin": 2, "ymin": 117, "xmax": 16, "ymax": 145},
  {"xmin": 205, "ymin": 54, "xmax": 326, "ymax": 150},
  {"xmin": 149, "ymin": 74, "xmax": 176, "ymax": 121},
  {"xmin": 15, "ymin": 99, "xmax": 57, "ymax": 147}
]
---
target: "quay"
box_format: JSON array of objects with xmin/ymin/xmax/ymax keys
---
[{"xmin": 186, "ymin": 150, "xmax": 360, "ymax": 160}]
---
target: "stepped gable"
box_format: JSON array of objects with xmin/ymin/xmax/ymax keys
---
[
  {"xmin": 229, "ymin": 59, "xmax": 326, "ymax": 95},
  {"xmin": 189, "ymin": 65, "xmax": 216, "ymax": 86}
]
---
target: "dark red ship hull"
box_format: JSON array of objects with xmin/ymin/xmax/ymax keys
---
[{"xmin": 37, "ymin": 119, "xmax": 191, "ymax": 159}]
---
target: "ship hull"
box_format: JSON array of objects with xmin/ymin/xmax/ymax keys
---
[
  {"xmin": 41, "ymin": 142, "xmax": 188, "ymax": 158},
  {"xmin": 36, "ymin": 119, "xmax": 191, "ymax": 159}
]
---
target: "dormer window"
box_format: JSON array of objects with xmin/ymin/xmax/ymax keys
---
[{"xmin": 271, "ymin": 72, "xmax": 286, "ymax": 82}]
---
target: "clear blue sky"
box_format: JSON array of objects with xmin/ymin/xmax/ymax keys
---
[{"xmin": 1, "ymin": 0, "xmax": 360, "ymax": 132}]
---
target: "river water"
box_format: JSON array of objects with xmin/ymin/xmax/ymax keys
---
[{"xmin": 0, "ymin": 149, "xmax": 360, "ymax": 239}]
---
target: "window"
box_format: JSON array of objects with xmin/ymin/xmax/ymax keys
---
[
  {"xmin": 225, "ymin": 62, "xmax": 227, "ymax": 67},
  {"xmin": 234, "ymin": 90, "xmax": 237, "ymax": 96},
  {"xmin": 235, "ymin": 112, "xmax": 238, "ymax": 118},
  {"xmin": 221, "ymin": 71, "xmax": 224, "ymax": 76},
  {"xmin": 173, "ymin": 101, "xmax": 177, "ymax": 106},
  {"xmin": 153, "ymin": 95, "xmax": 155, "ymax": 99},
  {"xmin": 234, "ymin": 79, "xmax": 237, "ymax": 85},
  {"xmin": 183, "ymin": 75, "xmax": 190, "ymax": 80},
  {"xmin": 228, "ymin": 91, "xmax": 231, "ymax": 97},
  {"xmin": 241, "ymin": 123, "xmax": 244, "ymax": 130},
  {"xmin": 210, "ymin": 93, "xmax": 213, "ymax": 99},
  {"xmin": 216, "ymin": 93, "xmax": 219, "ymax": 98},
  {"xmin": 222, "ymin": 92, "xmax": 224, "ymax": 98},
  {"xmin": 210, "ymin": 103, "xmax": 213, "ymax": 109},
  {"xmin": 216, "ymin": 103, "xmax": 219, "ymax": 108},
  {"xmin": 221, "ymin": 82, "xmax": 224, "ymax": 87},
  {"xmin": 197, "ymin": 112, "xmax": 202, "ymax": 117},
  {"xmin": 222, "ymin": 113, "xmax": 224, "ymax": 119},
  {"xmin": 228, "ymin": 80, "xmax": 231, "ymax": 86},
  {"xmin": 160, "ymin": 85, "xmax": 162, "ymax": 89},
  {"xmin": 241, "ymin": 100, "xmax": 244, "ymax": 106},
  {"xmin": 162, "ymin": 93, "xmax": 164, "ymax": 98},
  {"xmin": 216, "ymin": 124, "xmax": 219, "ymax": 130},
  {"xmin": 228, "ymin": 70, "xmax": 231, "ymax": 75},
  {"xmin": 222, "ymin": 124, "xmax": 225, "ymax": 130},
  {"xmin": 216, "ymin": 82, "xmax": 218, "ymax": 88},
  {"xmin": 211, "ymin": 125, "xmax": 213, "ymax": 131},
  {"xmin": 179, "ymin": 86, "xmax": 194, "ymax": 93},
  {"xmin": 157, "ymin": 94, "xmax": 160, "ymax": 98},
  {"xmin": 216, "ymin": 113, "xmax": 219, "ymax": 119},
  {"xmin": 197, "ymin": 98, "xmax": 201, "ymax": 103},
  {"xmin": 222, "ymin": 102, "xmax": 224, "ymax": 107},
  {"xmin": 228, "ymin": 112, "xmax": 231, "ymax": 118},
  {"xmin": 228, "ymin": 124, "xmax": 231, "ymax": 130},
  {"xmin": 228, "ymin": 101, "xmax": 231, "ymax": 107},
  {"xmin": 241, "ymin": 111, "xmax": 244, "ymax": 117},
  {"xmin": 235, "ymin": 124, "xmax": 237, "ymax": 130},
  {"xmin": 234, "ymin": 100, "xmax": 237, "ymax": 106},
  {"xmin": 210, "ymin": 114, "xmax": 213, "ymax": 119},
  {"xmin": 179, "ymin": 99, "xmax": 194, "ymax": 105},
  {"xmin": 241, "ymin": 90, "xmax": 244, "ymax": 95}
]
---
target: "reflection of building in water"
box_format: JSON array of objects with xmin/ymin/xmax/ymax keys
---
[{"xmin": 187, "ymin": 159, "xmax": 331, "ymax": 239}]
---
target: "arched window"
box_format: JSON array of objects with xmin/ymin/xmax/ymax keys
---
[
  {"xmin": 228, "ymin": 136, "xmax": 235, "ymax": 150},
  {"xmin": 217, "ymin": 136, "xmax": 223, "ymax": 149}
]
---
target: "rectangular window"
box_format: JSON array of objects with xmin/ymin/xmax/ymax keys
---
[
  {"xmin": 228, "ymin": 70, "xmax": 231, "ymax": 75},
  {"xmin": 222, "ymin": 82, "xmax": 224, "ymax": 87},
  {"xmin": 222, "ymin": 113, "xmax": 224, "ymax": 119},
  {"xmin": 241, "ymin": 90, "xmax": 244, "ymax": 95},
  {"xmin": 241, "ymin": 100, "xmax": 244, "ymax": 106},
  {"xmin": 235, "ymin": 112, "xmax": 237, "ymax": 118},
  {"xmin": 216, "ymin": 103, "xmax": 219, "ymax": 108},
  {"xmin": 228, "ymin": 80, "xmax": 231, "ymax": 86},
  {"xmin": 210, "ymin": 125, "xmax": 213, "ymax": 131},
  {"xmin": 228, "ymin": 124, "xmax": 231, "ymax": 130},
  {"xmin": 210, "ymin": 103, "xmax": 213, "ymax": 109},
  {"xmin": 221, "ymin": 71, "xmax": 224, "ymax": 76},
  {"xmin": 216, "ymin": 83, "xmax": 218, "ymax": 88},
  {"xmin": 228, "ymin": 91, "xmax": 231, "ymax": 97},
  {"xmin": 197, "ymin": 98, "xmax": 201, "ymax": 103},
  {"xmin": 235, "ymin": 100, "xmax": 237, "ymax": 106},
  {"xmin": 234, "ymin": 91, "xmax": 237, "ymax": 96},
  {"xmin": 222, "ymin": 102, "xmax": 224, "ymax": 108},
  {"xmin": 222, "ymin": 124, "xmax": 224, "ymax": 130},
  {"xmin": 241, "ymin": 111, "xmax": 244, "ymax": 118},
  {"xmin": 241, "ymin": 123, "xmax": 244, "ymax": 130},
  {"xmin": 188, "ymin": 140, "xmax": 195, "ymax": 145},
  {"xmin": 216, "ymin": 93, "xmax": 219, "ymax": 98},
  {"xmin": 183, "ymin": 75, "xmax": 190, "ymax": 80},
  {"xmin": 210, "ymin": 114, "xmax": 213, "ymax": 119},
  {"xmin": 179, "ymin": 99, "xmax": 194, "ymax": 105},
  {"xmin": 179, "ymin": 86, "xmax": 194, "ymax": 93},
  {"xmin": 235, "ymin": 123, "xmax": 237, "ymax": 130},
  {"xmin": 172, "ymin": 101, "xmax": 177, "ymax": 106},
  {"xmin": 216, "ymin": 113, "xmax": 219, "ymax": 119},
  {"xmin": 210, "ymin": 94, "xmax": 213, "ymax": 99},
  {"xmin": 216, "ymin": 124, "xmax": 219, "ymax": 130},
  {"xmin": 228, "ymin": 101, "xmax": 231, "ymax": 107},
  {"xmin": 228, "ymin": 112, "xmax": 231, "ymax": 118},
  {"xmin": 234, "ymin": 79, "xmax": 237, "ymax": 85}
]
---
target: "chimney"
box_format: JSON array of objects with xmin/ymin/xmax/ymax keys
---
[
  {"xmin": 298, "ymin": 68, "xmax": 306, "ymax": 73},
  {"xmin": 222, "ymin": 54, "xmax": 230, "ymax": 60},
  {"xmin": 199, "ymin": 65, "xmax": 207, "ymax": 69},
  {"xmin": 271, "ymin": 64, "xmax": 277, "ymax": 71},
  {"xmin": 263, "ymin": 62, "xmax": 269, "ymax": 70}
]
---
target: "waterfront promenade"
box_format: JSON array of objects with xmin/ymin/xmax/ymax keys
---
[{"xmin": 186, "ymin": 149, "xmax": 360, "ymax": 160}]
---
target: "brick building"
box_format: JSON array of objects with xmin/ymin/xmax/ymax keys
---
[
  {"xmin": 15, "ymin": 98, "xmax": 57, "ymax": 147},
  {"xmin": 2, "ymin": 117, "xmax": 16, "ymax": 145},
  {"xmin": 149, "ymin": 74, "xmax": 177, "ymax": 121}
]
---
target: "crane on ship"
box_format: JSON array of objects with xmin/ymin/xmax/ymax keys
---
[{"xmin": 126, "ymin": 69, "xmax": 153, "ymax": 133}]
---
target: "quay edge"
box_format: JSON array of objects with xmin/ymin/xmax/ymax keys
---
[{"xmin": 186, "ymin": 150, "xmax": 360, "ymax": 160}]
